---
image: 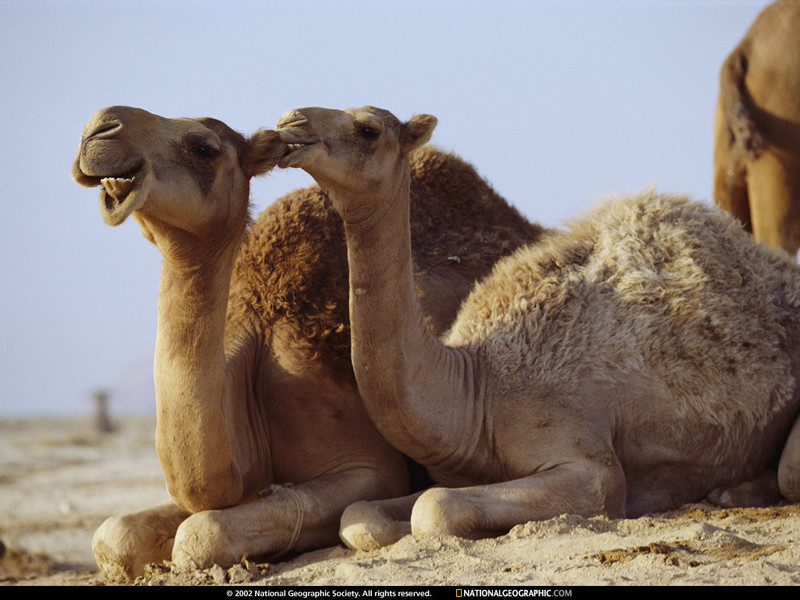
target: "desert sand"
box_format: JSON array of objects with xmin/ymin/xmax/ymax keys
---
[{"xmin": 1, "ymin": 414, "xmax": 799, "ymax": 587}]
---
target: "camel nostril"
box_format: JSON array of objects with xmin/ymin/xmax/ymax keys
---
[
  {"xmin": 276, "ymin": 110, "xmax": 308, "ymax": 130},
  {"xmin": 85, "ymin": 120, "xmax": 123, "ymax": 141}
]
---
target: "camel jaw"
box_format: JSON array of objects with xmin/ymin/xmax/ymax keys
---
[
  {"xmin": 278, "ymin": 142, "xmax": 320, "ymax": 169},
  {"xmin": 276, "ymin": 135, "xmax": 320, "ymax": 169},
  {"xmin": 91, "ymin": 165, "xmax": 148, "ymax": 226},
  {"xmin": 72, "ymin": 153, "xmax": 149, "ymax": 226},
  {"xmin": 99, "ymin": 174, "xmax": 143, "ymax": 226}
]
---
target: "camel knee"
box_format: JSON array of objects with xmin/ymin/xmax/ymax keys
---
[
  {"xmin": 410, "ymin": 488, "xmax": 486, "ymax": 539},
  {"xmin": 92, "ymin": 514, "xmax": 173, "ymax": 582},
  {"xmin": 340, "ymin": 500, "xmax": 411, "ymax": 551}
]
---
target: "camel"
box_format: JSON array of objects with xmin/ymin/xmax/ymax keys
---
[
  {"xmin": 713, "ymin": 0, "xmax": 800, "ymax": 258},
  {"xmin": 276, "ymin": 105, "xmax": 800, "ymax": 550},
  {"xmin": 70, "ymin": 106, "xmax": 541, "ymax": 580}
]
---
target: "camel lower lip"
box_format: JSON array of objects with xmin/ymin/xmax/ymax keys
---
[
  {"xmin": 97, "ymin": 170, "xmax": 147, "ymax": 226},
  {"xmin": 100, "ymin": 185, "xmax": 135, "ymax": 215},
  {"xmin": 279, "ymin": 143, "xmax": 315, "ymax": 168},
  {"xmin": 99, "ymin": 185, "xmax": 143, "ymax": 226}
]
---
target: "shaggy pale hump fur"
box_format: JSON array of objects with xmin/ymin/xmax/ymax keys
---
[
  {"xmin": 72, "ymin": 106, "xmax": 541, "ymax": 580},
  {"xmin": 449, "ymin": 191, "xmax": 800, "ymax": 456},
  {"xmin": 714, "ymin": 0, "xmax": 800, "ymax": 257},
  {"xmin": 277, "ymin": 105, "xmax": 800, "ymax": 552}
]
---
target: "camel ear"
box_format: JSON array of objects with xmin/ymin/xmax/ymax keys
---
[
  {"xmin": 242, "ymin": 129, "xmax": 286, "ymax": 177},
  {"xmin": 401, "ymin": 114, "xmax": 437, "ymax": 153}
]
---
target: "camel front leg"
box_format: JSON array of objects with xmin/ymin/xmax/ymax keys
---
[
  {"xmin": 92, "ymin": 502, "xmax": 190, "ymax": 582},
  {"xmin": 713, "ymin": 102, "xmax": 752, "ymax": 232},
  {"xmin": 170, "ymin": 468, "xmax": 401, "ymax": 570},
  {"xmin": 747, "ymin": 151, "xmax": 800, "ymax": 258},
  {"xmin": 409, "ymin": 460, "xmax": 626, "ymax": 540}
]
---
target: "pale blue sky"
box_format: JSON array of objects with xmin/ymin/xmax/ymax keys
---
[{"xmin": 0, "ymin": 0, "xmax": 771, "ymax": 416}]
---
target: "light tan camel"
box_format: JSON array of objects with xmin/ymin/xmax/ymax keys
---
[
  {"xmin": 277, "ymin": 105, "xmax": 800, "ymax": 550},
  {"xmin": 71, "ymin": 106, "xmax": 541, "ymax": 580},
  {"xmin": 714, "ymin": 0, "xmax": 800, "ymax": 258}
]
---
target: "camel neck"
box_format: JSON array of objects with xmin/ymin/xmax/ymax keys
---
[
  {"xmin": 151, "ymin": 227, "xmax": 252, "ymax": 510},
  {"xmin": 340, "ymin": 172, "xmax": 478, "ymax": 467},
  {"xmin": 154, "ymin": 224, "xmax": 245, "ymax": 367},
  {"xmin": 156, "ymin": 253, "xmax": 233, "ymax": 360}
]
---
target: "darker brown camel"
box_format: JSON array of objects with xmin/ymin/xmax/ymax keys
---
[
  {"xmin": 277, "ymin": 105, "xmax": 800, "ymax": 550},
  {"xmin": 70, "ymin": 106, "xmax": 542, "ymax": 580},
  {"xmin": 714, "ymin": 0, "xmax": 800, "ymax": 258}
]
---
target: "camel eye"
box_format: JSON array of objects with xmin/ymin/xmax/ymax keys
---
[
  {"xmin": 191, "ymin": 144, "xmax": 220, "ymax": 159},
  {"xmin": 355, "ymin": 123, "xmax": 380, "ymax": 141},
  {"xmin": 185, "ymin": 130, "xmax": 221, "ymax": 159}
]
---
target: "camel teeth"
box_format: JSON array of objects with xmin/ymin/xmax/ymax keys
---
[{"xmin": 100, "ymin": 176, "xmax": 136, "ymax": 200}]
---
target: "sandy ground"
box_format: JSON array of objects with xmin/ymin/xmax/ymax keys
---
[{"xmin": 1, "ymin": 415, "xmax": 800, "ymax": 587}]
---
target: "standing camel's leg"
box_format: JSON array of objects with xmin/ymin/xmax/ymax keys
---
[
  {"xmin": 339, "ymin": 491, "xmax": 425, "ymax": 551},
  {"xmin": 92, "ymin": 502, "xmax": 190, "ymax": 582},
  {"xmin": 713, "ymin": 105, "xmax": 752, "ymax": 232},
  {"xmin": 778, "ymin": 415, "xmax": 800, "ymax": 502},
  {"xmin": 747, "ymin": 151, "xmax": 800, "ymax": 258}
]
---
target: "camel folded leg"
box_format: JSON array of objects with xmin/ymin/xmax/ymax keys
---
[
  {"xmin": 778, "ymin": 414, "xmax": 800, "ymax": 502},
  {"xmin": 344, "ymin": 460, "xmax": 625, "ymax": 545},
  {"xmin": 339, "ymin": 490, "xmax": 425, "ymax": 551},
  {"xmin": 92, "ymin": 502, "xmax": 190, "ymax": 582},
  {"xmin": 708, "ymin": 412, "xmax": 800, "ymax": 506},
  {"xmin": 170, "ymin": 469, "xmax": 400, "ymax": 570},
  {"xmin": 706, "ymin": 471, "xmax": 782, "ymax": 508}
]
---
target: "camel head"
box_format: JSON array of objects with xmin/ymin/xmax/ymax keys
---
[
  {"xmin": 71, "ymin": 106, "xmax": 285, "ymax": 237},
  {"xmin": 276, "ymin": 106, "xmax": 437, "ymax": 222}
]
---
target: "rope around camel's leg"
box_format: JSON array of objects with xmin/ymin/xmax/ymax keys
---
[{"xmin": 258, "ymin": 483, "xmax": 305, "ymax": 560}]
